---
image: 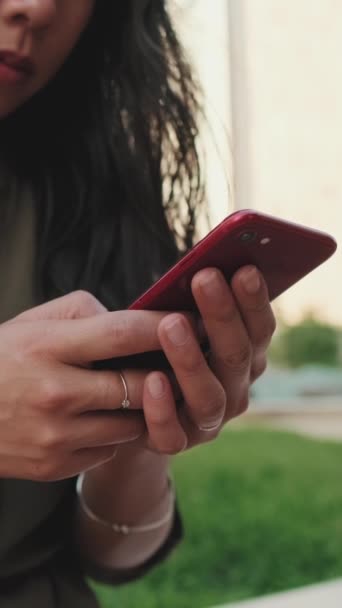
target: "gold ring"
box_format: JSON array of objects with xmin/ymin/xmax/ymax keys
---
[{"xmin": 119, "ymin": 371, "xmax": 130, "ymax": 409}]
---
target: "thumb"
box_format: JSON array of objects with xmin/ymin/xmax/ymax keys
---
[{"xmin": 13, "ymin": 291, "xmax": 107, "ymax": 322}]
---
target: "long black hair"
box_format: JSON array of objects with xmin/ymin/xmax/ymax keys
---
[{"xmin": 0, "ymin": 0, "xmax": 205, "ymax": 309}]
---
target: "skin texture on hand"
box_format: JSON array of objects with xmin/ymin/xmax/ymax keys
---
[
  {"xmin": 0, "ymin": 264, "xmax": 275, "ymax": 482},
  {"xmin": 0, "ymin": 291, "xmax": 172, "ymax": 481},
  {"xmin": 141, "ymin": 265, "xmax": 276, "ymax": 454}
]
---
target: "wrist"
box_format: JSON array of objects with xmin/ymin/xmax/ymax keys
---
[
  {"xmin": 80, "ymin": 445, "xmax": 171, "ymax": 524},
  {"xmin": 77, "ymin": 472, "xmax": 175, "ymax": 534},
  {"xmin": 75, "ymin": 448, "xmax": 176, "ymax": 571}
]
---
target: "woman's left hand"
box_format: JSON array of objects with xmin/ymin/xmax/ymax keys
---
[{"xmin": 143, "ymin": 265, "xmax": 276, "ymax": 453}]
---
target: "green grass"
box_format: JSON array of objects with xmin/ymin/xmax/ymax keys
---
[{"xmin": 92, "ymin": 429, "xmax": 342, "ymax": 608}]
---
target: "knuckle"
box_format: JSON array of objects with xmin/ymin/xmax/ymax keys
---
[
  {"xmin": 106, "ymin": 317, "xmax": 130, "ymax": 351},
  {"xmin": 255, "ymin": 329, "xmax": 271, "ymax": 349},
  {"xmin": 39, "ymin": 422, "xmax": 65, "ymax": 451},
  {"xmin": 38, "ymin": 379, "xmax": 66, "ymax": 409},
  {"xmin": 256, "ymin": 317, "xmax": 277, "ymax": 347},
  {"xmin": 180, "ymin": 353, "xmax": 206, "ymax": 378},
  {"xmin": 221, "ymin": 344, "xmax": 252, "ymax": 373},
  {"xmin": 147, "ymin": 407, "xmax": 171, "ymax": 427},
  {"xmin": 217, "ymin": 302, "xmax": 238, "ymax": 325},
  {"xmin": 251, "ymin": 356, "xmax": 268, "ymax": 381},
  {"xmin": 72, "ymin": 291, "xmax": 104, "ymax": 316},
  {"xmin": 251, "ymin": 299, "xmax": 270, "ymax": 314}
]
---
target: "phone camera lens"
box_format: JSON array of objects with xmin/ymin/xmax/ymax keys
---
[{"xmin": 239, "ymin": 231, "xmax": 257, "ymax": 243}]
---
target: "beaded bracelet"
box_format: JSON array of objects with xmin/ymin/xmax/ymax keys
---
[{"xmin": 76, "ymin": 472, "xmax": 175, "ymax": 535}]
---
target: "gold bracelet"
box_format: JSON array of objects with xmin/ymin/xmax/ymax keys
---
[{"xmin": 76, "ymin": 472, "xmax": 175, "ymax": 535}]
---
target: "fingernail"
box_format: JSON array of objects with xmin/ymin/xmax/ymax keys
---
[
  {"xmin": 198, "ymin": 420, "xmax": 222, "ymax": 432},
  {"xmin": 241, "ymin": 268, "xmax": 260, "ymax": 294},
  {"xmin": 165, "ymin": 317, "xmax": 189, "ymax": 346},
  {"xmin": 198, "ymin": 270, "xmax": 222, "ymax": 298},
  {"xmin": 148, "ymin": 374, "xmax": 165, "ymax": 399}
]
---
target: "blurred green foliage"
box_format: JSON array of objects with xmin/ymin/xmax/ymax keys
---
[
  {"xmin": 270, "ymin": 316, "xmax": 341, "ymax": 368},
  {"xmin": 93, "ymin": 429, "xmax": 342, "ymax": 608}
]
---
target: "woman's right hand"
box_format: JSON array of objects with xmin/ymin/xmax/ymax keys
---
[{"xmin": 0, "ymin": 291, "xmax": 167, "ymax": 482}]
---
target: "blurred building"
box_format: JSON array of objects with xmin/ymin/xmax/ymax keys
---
[{"xmin": 175, "ymin": 0, "xmax": 342, "ymax": 325}]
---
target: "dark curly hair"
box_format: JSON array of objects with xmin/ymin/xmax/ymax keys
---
[{"xmin": 0, "ymin": 0, "xmax": 205, "ymax": 310}]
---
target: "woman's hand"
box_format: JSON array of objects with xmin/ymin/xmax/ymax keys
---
[
  {"xmin": 142, "ymin": 266, "xmax": 276, "ymax": 453},
  {"xmin": 0, "ymin": 291, "xmax": 171, "ymax": 482}
]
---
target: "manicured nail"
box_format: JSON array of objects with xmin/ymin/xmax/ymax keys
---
[
  {"xmin": 165, "ymin": 317, "xmax": 189, "ymax": 346},
  {"xmin": 241, "ymin": 268, "xmax": 260, "ymax": 294},
  {"xmin": 148, "ymin": 374, "xmax": 165, "ymax": 399}
]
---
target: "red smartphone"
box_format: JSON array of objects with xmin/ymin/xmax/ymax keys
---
[{"xmin": 96, "ymin": 210, "xmax": 337, "ymax": 370}]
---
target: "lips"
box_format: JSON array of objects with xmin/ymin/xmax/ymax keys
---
[{"xmin": 0, "ymin": 51, "xmax": 34, "ymax": 75}]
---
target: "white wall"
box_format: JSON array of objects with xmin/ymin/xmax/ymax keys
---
[{"xmin": 229, "ymin": 0, "xmax": 342, "ymax": 324}]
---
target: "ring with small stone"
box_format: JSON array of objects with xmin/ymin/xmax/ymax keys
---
[{"xmin": 119, "ymin": 371, "xmax": 130, "ymax": 409}]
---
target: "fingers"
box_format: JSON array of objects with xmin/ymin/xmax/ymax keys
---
[
  {"xmin": 36, "ymin": 367, "xmax": 151, "ymax": 413},
  {"xmin": 31, "ymin": 360, "xmax": 184, "ymax": 415},
  {"xmin": 27, "ymin": 409, "xmax": 145, "ymax": 480},
  {"xmin": 143, "ymin": 372, "xmax": 187, "ymax": 454},
  {"xmin": 13, "ymin": 290, "xmax": 107, "ymax": 322},
  {"xmin": 4, "ymin": 443, "xmax": 120, "ymax": 482},
  {"xmin": 231, "ymin": 266, "xmax": 276, "ymax": 353},
  {"xmin": 69, "ymin": 411, "xmax": 145, "ymax": 449},
  {"xmin": 232, "ymin": 266, "xmax": 276, "ymax": 382},
  {"xmin": 191, "ymin": 269, "xmax": 252, "ymax": 418},
  {"xmin": 23, "ymin": 310, "xmax": 168, "ymax": 365},
  {"xmin": 157, "ymin": 315, "xmax": 227, "ymax": 430},
  {"xmin": 46, "ymin": 447, "xmax": 118, "ymax": 481},
  {"xmin": 192, "ymin": 265, "xmax": 275, "ymax": 387},
  {"xmin": 230, "ymin": 266, "xmax": 276, "ymax": 381}
]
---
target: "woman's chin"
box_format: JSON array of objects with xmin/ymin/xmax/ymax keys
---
[{"xmin": 0, "ymin": 94, "xmax": 29, "ymax": 120}]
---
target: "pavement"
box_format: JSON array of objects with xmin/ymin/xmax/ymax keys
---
[
  {"xmin": 230, "ymin": 400, "xmax": 342, "ymax": 440},
  {"xmin": 214, "ymin": 579, "xmax": 342, "ymax": 608}
]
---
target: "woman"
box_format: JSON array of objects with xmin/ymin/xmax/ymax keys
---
[{"xmin": 0, "ymin": 1, "xmax": 276, "ymax": 607}]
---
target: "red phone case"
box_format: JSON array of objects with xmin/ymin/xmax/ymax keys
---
[
  {"xmin": 95, "ymin": 210, "xmax": 336, "ymax": 370},
  {"xmin": 130, "ymin": 209, "xmax": 337, "ymax": 311}
]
